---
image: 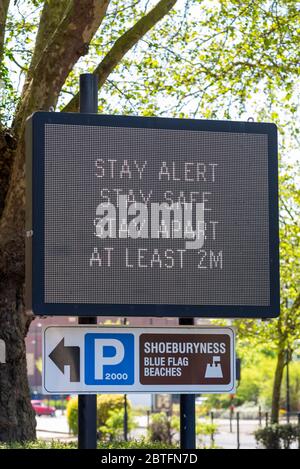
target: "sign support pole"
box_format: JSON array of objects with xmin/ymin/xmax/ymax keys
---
[
  {"xmin": 78, "ymin": 316, "xmax": 97, "ymax": 449},
  {"xmin": 78, "ymin": 73, "xmax": 98, "ymax": 450},
  {"xmin": 179, "ymin": 317, "xmax": 196, "ymax": 449}
]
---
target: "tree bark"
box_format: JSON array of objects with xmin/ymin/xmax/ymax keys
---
[
  {"xmin": 0, "ymin": 0, "xmax": 10, "ymax": 127},
  {"xmin": 0, "ymin": 133, "xmax": 34, "ymax": 442},
  {"xmin": 0, "ymin": 278, "xmax": 36, "ymax": 442},
  {"xmin": 271, "ymin": 344, "xmax": 286, "ymax": 424},
  {"xmin": 28, "ymin": 0, "xmax": 72, "ymax": 76},
  {"xmin": 0, "ymin": 0, "xmax": 10, "ymax": 66},
  {"xmin": 14, "ymin": 0, "xmax": 111, "ymax": 135},
  {"xmin": 0, "ymin": 129, "xmax": 15, "ymax": 218},
  {"xmin": 19, "ymin": 0, "xmax": 72, "ymax": 102}
]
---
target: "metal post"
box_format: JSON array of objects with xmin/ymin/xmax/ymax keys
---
[
  {"xmin": 122, "ymin": 319, "xmax": 128, "ymax": 441},
  {"xmin": 78, "ymin": 73, "xmax": 98, "ymax": 450},
  {"xmin": 298, "ymin": 413, "xmax": 300, "ymax": 449},
  {"xmin": 258, "ymin": 406, "xmax": 262, "ymax": 427},
  {"xmin": 78, "ymin": 316, "xmax": 97, "ymax": 449},
  {"xmin": 79, "ymin": 73, "xmax": 98, "ymax": 114},
  {"xmin": 229, "ymin": 408, "xmax": 233, "ymax": 433},
  {"xmin": 211, "ymin": 411, "xmax": 214, "ymax": 445},
  {"xmin": 286, "ymin": 350, "xmax": 290, "ymax": 424},
  {"xmin": 34, "ymin": 326, "xmax": 38, "ymax": 394},
  {"xmin": 179, "ymin": 317, "xmax": 196, "ymax": 450},
  {"xmin": 237, "ymin": 412, "xmax": 240, "ymax": 449},
  {"xmin": 124, "ymin": 394, "xmax": 128, "ymax": 442}
]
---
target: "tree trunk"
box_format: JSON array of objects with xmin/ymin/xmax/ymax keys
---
[
  {"xmin": 0, "ymin": 278, "xmax": 36, "ymax": 441},
  {"xmin": 0, "ymin": 130, "xmax": 15, "ymax": 219},
  {"xmin": 0, "ymin": 133, "xmax": 36, "ymax": 442},
  {"xmin": 271, "ymin": 345, "xmax": 286, "ymax": 424}
]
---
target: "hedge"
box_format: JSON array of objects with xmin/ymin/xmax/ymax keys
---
[{"xmin": 0, "ymin": 439, "xmax": 178, "ymax": 450}]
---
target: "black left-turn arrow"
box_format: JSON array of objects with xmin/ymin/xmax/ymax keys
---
[{"xmin": 49, "ymin": 338, "xmax": 80, "ymax": 382}]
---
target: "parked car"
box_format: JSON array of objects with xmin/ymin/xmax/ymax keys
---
[{"xmin": 31, "ymin": 400, "xmax": 56, "ymax": 417}]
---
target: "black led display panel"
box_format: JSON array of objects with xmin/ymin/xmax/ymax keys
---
[{"xmin": 26, "ymin": 112, "xmax": 279, "ymax": 318}]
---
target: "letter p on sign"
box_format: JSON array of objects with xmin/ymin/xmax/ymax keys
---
[
  {"xmin": 94, "ymin": 339, "xmax": 124, "ymax": 380},
  {"xmin": 84, "ymin": 333, "xmax": 134, "ymax": 385}
]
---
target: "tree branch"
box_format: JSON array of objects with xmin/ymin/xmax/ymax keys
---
[
  {"xmin": 0, "ymin": 0, "xmax": 10, "ymax": 67},
  {"xmin": 290, "ymin": 292, "xmax": 300, "ymax": 317},
  {"xmin": 13, "ymin": 0, "xmax": 111, "ymax": 135},
  {"xmin": 63, "ymin": 0, "xmax": 177, "ymax": 113},
  {"xmin": 28, "ymin": 0, "xmax": 72, "ymax": 79},
  {"xmin": 17, "ymin": 0, "xmax": 72, "ymax": 115}
]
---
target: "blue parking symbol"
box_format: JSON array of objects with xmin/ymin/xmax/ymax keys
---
[{"xmin": 84, "ymin": 333, "xmax": 134, "ymax": 385}]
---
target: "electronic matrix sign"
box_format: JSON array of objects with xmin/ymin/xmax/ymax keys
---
[{"xmin": 26, "ymin": 113, "xmax": 279, "ymax": 317}]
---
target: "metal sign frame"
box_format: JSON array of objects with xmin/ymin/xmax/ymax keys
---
[{"xmin": 26, "ymin": 112, "xmax": 279, "ymax": 318}]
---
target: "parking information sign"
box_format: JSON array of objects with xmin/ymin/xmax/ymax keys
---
[
  {"xmin": 43, "ymin": 327, "xmax": 236, "ymax": 394},
  {"xmin": 26, "ymin": 113, "xmax": 279, "ymax": 318}
]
